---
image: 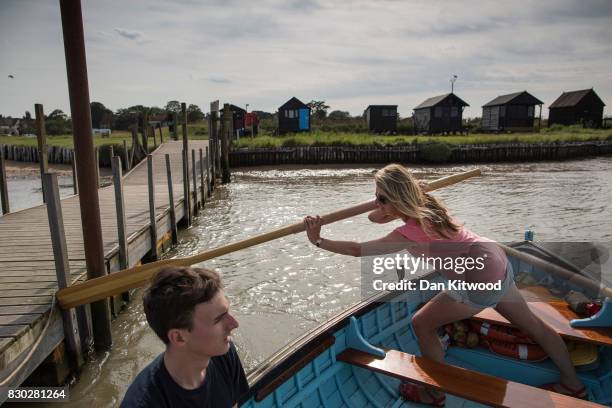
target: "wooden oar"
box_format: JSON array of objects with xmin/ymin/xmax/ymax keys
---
[
  {"xmin": 56, "ymin": 168, "xmax": 482, "ymax": 309},
  {"xmin": 501, "ymin": 244, "xmax": 612, "ymax": 299}
]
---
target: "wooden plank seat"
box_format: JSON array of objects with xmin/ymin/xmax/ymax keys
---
[
  {"xmin": 473, "ymin": 286, "xmax": 612, "ymax": 347},
  {"xmin": 337, "ymin": 348, "xmax": 603, "ymax": 408}
]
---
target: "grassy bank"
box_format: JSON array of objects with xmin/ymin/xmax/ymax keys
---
[
  {"xmin": 234, "ymin": 128, "xmax": 612, "ymax": 149},
  {"xmin": 3, "ymin": 125, "xmax": 610, "ymax": 150},
  {"xmin": 0, "ymin": 124, "xmax": 208, "ymax": 148}
]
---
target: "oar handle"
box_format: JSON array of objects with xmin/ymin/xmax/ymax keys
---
[{"xmin": 56, "ymin": 168, "xmax": 483, "ymax": 309}]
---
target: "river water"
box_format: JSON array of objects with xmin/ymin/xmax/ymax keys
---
[{"xmin": 9, "ymin": 157, "xmax": 612, "ymax": 407}]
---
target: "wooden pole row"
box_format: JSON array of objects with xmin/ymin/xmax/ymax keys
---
[{"xmin": 56, "ymin": 169, "xmax": 483, "ymax": 309}]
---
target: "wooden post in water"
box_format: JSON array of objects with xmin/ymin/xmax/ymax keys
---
[
  {"xmin": 141, "ymin": 113, "xmax": 149, "ymax": 153},
  {"xmin": 109, "ymin": 145, "xmax": 114, "ymax": 166},
  {"xmin": 182, "ymin": 149, "xmax": 191, "ymax": 226},
  {"xmin": 0, "ymin": 150, "xmax": 9, "ymax": 214},
  {"xmin": 147, "ymin": 154, "xmax": 159, "ymax": 260},
  {"xmin": 71, "ymin": 151, "xmax": 78, "ymax": 195},
  {"xmin": 42, "ymin": 173, "xmax": 84, "ymax": 369},
  {"xmin": 94, "ymin": 147, "xmax": 100, "ymax": 189},
  {"xmin": 191, "ymin": 149, "xmax": 198, "ymax": 214},
  {"xmin": 165, "ymin": 154, "xmax": 178, "ymax": 244},
  {"xmin": 199, "ymin": 148, "xmax": 205, "ymax": 206},
  {"xmin": 173, "ymin": 112, "xmax": 178, "ymax": 141},
  {"xmin": 35, "ymin": 103, "xmax": 49, "ymax": 202},
  {"xmin": 209, "ymin": 101, "xmax": 219, "ymax": 184},
  {"xmin": 205, "ymin": 146, "xmax": 211, "ymax": 197},
  {"xmin": 122, "ymin": 139, "xmax": 130, "ymax": 171},
  {"xmin": 111, "ymin": 157, "xmax": 129, "ymax": 280},
  {"xmin": 221, "ymin": 103, "xmax": 231, "ymax": 183},
  {"xmin": 59, "ymin": 0, "xmax": 112, "ymax": 349},
  {"xmin": 181, "ymin": 102, "xmax": 191, "ymax": 225}
]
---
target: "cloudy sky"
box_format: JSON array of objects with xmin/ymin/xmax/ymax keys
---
[{"xmin": 1, "ymin": 0, "xmax": 611, "ymax": 119}]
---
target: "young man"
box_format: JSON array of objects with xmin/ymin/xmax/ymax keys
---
[{"xmin": 121, "ymin": 266, "xmax": 249, "ymax": 408}]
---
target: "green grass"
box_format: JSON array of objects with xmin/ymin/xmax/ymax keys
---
[
  {"xmin": 0, "ymin": 125, "xmax": 208, "ymax": 149},
  {"xmin": 234, "ymin": 128, "xmax": 612, "ymax": 148},
  {"xmin": 3, "ymin": 125, "xmax": 609, "ymax": 150}
]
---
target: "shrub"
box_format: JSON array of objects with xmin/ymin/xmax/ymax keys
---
[{"xmin": 419, "ymin": 142, "xmax": 452, "ymax": 163}]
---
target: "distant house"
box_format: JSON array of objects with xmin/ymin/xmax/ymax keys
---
[
  {"xmin": 364, "ymin": 105, "xmax": 397, "ymax": 133},
  {"xmin": 0, "ymin": 117, "xmax": 22, "ymax": 135},
  {"xmin": 482, "ymin": 91, "xmax": 543, "ymax": 132},
  {"xmin": 278, "ymin": 97, "xmax": 310, "ymax": 134},
  {"xmin": 548, "ymin": 89, "xmax": 605, "ymax": 128},
  {"xmin": 413, "ymin": 93, "xmax": 469, "ymax": 134}
]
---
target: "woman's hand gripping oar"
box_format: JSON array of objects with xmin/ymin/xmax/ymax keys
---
[{"xmin": 56, "ymin": 169, "xmax": 482, "ymax": 309}]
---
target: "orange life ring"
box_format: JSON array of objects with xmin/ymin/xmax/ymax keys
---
[
  {"xmin": 485, "ymin": 339, "xmax": 548, "ymax": 361},
  {"xmin": 469, "ymin": 320, "xmax": 535, "ymax": 344}
]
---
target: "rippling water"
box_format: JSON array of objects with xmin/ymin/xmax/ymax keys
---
[{"xmin": 18, "ymin": 157, "xmax": 612, "ymax": 407}]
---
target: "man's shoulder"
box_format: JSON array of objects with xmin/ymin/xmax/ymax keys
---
[{"xmin": 120, "ymin": 354, "xmax": 166, "ymax": 408}]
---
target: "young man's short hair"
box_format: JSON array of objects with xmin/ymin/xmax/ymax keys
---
[{"xmin": 143, "ymin": 266, "xmax": 223, "ymax": 344}]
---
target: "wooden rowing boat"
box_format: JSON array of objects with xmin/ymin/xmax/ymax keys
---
[{"xmin": 239, "ymin": 241, "xmax": 611, "ymax": 407}]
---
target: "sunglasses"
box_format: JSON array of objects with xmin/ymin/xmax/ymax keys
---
[{"xmin": 375, "ymin": 193, "xmax": 388, "ymax": 204}]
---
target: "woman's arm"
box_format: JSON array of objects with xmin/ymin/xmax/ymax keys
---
[{"xmin": 304, "ymin": 216, "xmax": 412, "ymax": 257}]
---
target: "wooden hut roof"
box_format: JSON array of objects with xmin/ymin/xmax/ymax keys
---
[
  {"xmin": 549, "ymin": 89, "xmax": 605, "ymax": 108},
  {"xmin": 414, "ymin": 93, "xmax": 469, "ymax": 110},
  {"xmin": 279, "ymin": 97, "xmax": 308, "ymax": 110},
  {"xmin": 483, "ymin": 91, "xmax": 543, "ymax": 107},
  {"xmin": 229, "ymin": 104, "xmax": 247, "ymax": 114},
  {"xmin": 365, "ymin": 105, "xmax": 397, "ymax": 111}
]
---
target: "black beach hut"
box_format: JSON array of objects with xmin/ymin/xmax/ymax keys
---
[
  {"xmin": 482, "ymin": 91, "xmax": 543, "ymax": 132},
  {"xmin": 364, "ymin": 105, "xmax": 398, "ymax": 133},
  {"xmin": 413, "ymin": 93, "xmax": 469, "ymax": 134},
  {"xmin": 278, "ymin": 97, "xmax": 310, "ymax": 134},
  {"xmin": 548, "ymin": 89, "xmax": 605, "ymax": 128}
]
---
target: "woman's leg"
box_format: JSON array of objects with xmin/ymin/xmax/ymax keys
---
[
  {"xmin": 494, "ymin": 284, "xmax": 583, "ymax": 390},
  {"xmin": 412, "ymin": 291, "xmax": 483, "ymax": 362},
  {"xmin": 404, "ymin": 291, "xmax": 483, "ymax": 404}
]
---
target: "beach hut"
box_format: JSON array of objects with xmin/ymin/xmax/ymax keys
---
[
  {"xmin": 413, "ymin": 93, "xmax": 469, "ymax": 134},
  {"xmin": 548, "ymin": 89, "xmax": 605, "ymax": 128},
  {"xmin": 364, "ymin": 105, "xmax": 398, "ymax": 133},
  {"xmin": 278, "ymin": 97, "xmax": 310, "ymax": 134},
  {"xmin": 482, "ymin": 91, "xmax": 543, "ymax": 132}
]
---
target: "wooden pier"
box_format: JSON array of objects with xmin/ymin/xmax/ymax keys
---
[{"xmin": 0, "ymin": 140, "xmax": 211, "ymax": 397}]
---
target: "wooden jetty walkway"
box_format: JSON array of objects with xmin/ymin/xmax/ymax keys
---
[{"xmin": 0, "ymin": 140, "xmax": 210, "ymax": 393}]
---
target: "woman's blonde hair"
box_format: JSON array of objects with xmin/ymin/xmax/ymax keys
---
[{"xmin": 374, "ymin": 164, "xmax": 460, "ymax": 239}]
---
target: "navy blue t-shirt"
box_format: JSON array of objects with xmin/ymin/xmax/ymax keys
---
[{"xmin": 120, "ymin": 344, "xmax": 248, "ymax": 408}]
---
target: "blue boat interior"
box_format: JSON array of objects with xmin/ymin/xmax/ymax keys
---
[{"xmin": 242, "ymin": 247, "xmax": 612, "ymax": 407}]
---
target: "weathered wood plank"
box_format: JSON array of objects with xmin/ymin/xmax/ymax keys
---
[{"xmin": 0, "ymin": 314, "xmax": 41, "ymax": 325}]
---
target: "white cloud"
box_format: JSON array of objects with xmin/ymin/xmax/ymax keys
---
[{"xmin": 0, "ymin": 0, "xmax": 610, "ymax": 118}]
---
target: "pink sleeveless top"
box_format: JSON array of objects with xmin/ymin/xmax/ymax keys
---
[{"xmin": 395, "ymin": 218, "xmax": 507, "ymax": 283}]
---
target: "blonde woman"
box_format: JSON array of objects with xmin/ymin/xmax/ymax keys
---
[{"xmin": 304, "ymin": 163, "xmax": 585, "ymax": 406}]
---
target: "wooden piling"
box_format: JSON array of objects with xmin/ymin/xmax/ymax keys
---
[
  {"xmin": 122, "ymin": 139, "xmax": 130, "ymax": 171},
  {"xmin": 209, "ymin": 101, "xmax": 219, "ymax": 183},
  {"xmin": 111, "ymin": 157, "xmax": 129, "ymax": 277},
  {"xmin": 95, "ymin": 147, "xmax": 100, "ymax": 189},
  {"xmin": 41, "ymin": 173, "xmax": 84, "ymax": 369},
  {"xmin": 205, "ymin": 146, "xmax": 211, "ymax": 197},
  {"xmin": 158, "ymin": 124, "xmax": 163, "ymax": 144},
  {"xmin": 191, "ymin": 149, "xmax": 198, "ymax": 213},
  {"xmin": 71, "ymin": 151, "xmax": 78, "ymax": 195},
  {"xmin": 35, "ymin": 104, "xmax": 49, "ymax": 202},
  {"xmin": 182, "ymin": 149, "xmax": 191, "ymax": 226},
  {"xmin": 173, "ymin": 112, "xmax": 178, "ymax": 141},
  {"xmin": 0, "ymin": 150, "xmax": 9, "ymax": 214},
  {"xmin": 147, "ymin": 154, "xmax": 158, "ymax": 260},
  {"xmin": 165, "ymin": 154, "xmax": 178, "ymax": 244},
  {"xmin": 199, "ymin": 148, "xmax": 205, "ymax": 206},
  {"xmin": 221, "ymin": 103, "xmax": 231, "ymax": 183},
  {"xmin": 152, "ymin": 125, "xmax": 157, "ymax": 149},
  {"xmin": 141, "ymin": 113, "xmax": 149, "ymax": 153}
]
